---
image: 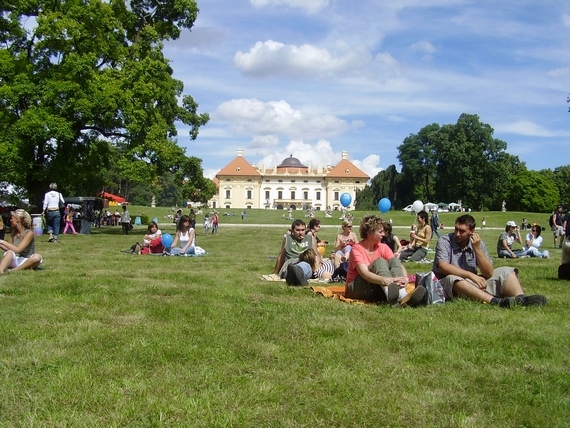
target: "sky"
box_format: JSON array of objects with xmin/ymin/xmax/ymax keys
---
[{"xmin": 163, "ymin": 0, "xmax": 570, "ymax": 180}]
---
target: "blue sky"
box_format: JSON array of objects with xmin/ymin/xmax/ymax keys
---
[{"xmin": 164, "ymin": 0, "xmax": 570, "ymax": 179}]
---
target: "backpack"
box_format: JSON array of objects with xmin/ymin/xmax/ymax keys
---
[
  {"xmin": 415, "ymin": 272, "xmax": 445, "ymax": 305},
  {"xmin": 549, "ymin": 214, "xmax": 554, "ymax": 228}
]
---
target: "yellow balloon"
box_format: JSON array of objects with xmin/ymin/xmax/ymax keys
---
[{"xmin": 318, "ymin": 246, "xmax": 326, "ymax": 256}]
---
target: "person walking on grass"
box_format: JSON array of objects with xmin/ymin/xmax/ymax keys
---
[
  {"xmin": 0, "ymin": 209, "xmax": 43, "ymax": 274},
  {"xmin": 41, "ymin": 182, "xmax": 65, "ymax": 243},
  {"xmin": 62, "ymin": 205, "xmax": 78, "ymax": 235},
  {"xmin": 120, "ymin": 205, "xmax": 131, "ymax": 235},
  {"xmin": 432, "ymin": 214, "xmax": 546, "ymax": 308},
  {"xmin": 211, "ymin": 211, "xmax": 219, "ymax": 235}
]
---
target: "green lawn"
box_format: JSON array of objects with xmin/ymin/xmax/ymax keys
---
[{"xmin": 1, "ymin": 209, "xmax": 568, "ymax": 427}]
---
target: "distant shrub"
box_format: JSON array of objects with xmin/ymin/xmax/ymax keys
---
[{"xmin": 140, "ymin": 215, "xmax": 150, "ymax": 225}]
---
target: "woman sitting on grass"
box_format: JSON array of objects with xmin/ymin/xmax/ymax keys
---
[
  {"xmin": 400, "ymin": 210, "xmax": 432, "ymax": 262},
  {"xmin": 333, "ymin": 220, "xmax": 358, "ymax": 261},
  {"xmin": 141, "ymin": 221, "xmax": 163, "ymax": 255},
  {"xmin": 515, "ymin": 224, "xmax": 549, "ymax": 258},
  {"xmin": 0, "ymin": 209, "xmax": 43, "ymax": 274},
  {"xmin": 168, "ymin": 215, "xmax": 196, "ymax": 256},
  {"xmin": 306, "ymin": 218, "xmax": 328, "ymax": 252},
  {"xmin": 344, "ymin": 214, "xmax": 426, "ymax": 307},
  {"xmin": 496, "ymin": 221, "xmax": 523, "ymax": 258},
  {"xmin": 381, "ymin": 223, "xmax": 403, "ymax": 259}
]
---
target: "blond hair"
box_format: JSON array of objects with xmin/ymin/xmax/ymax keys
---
[{"xmin": 12, "ymin": 209, "xmax": 32, "ymax": 230}]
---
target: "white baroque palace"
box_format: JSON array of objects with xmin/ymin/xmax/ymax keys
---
[{"xmin": 209, "ymin": 149, "xmax": 369, "ymax": 210}]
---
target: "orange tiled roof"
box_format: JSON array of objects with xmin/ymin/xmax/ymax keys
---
[
  {"xmin": 327, "ymin": 159, "xmax": 369, "ymax": 179},
  {"xmin": 216, "ymin": 155, "xmax": 261, "ymax": 177}
]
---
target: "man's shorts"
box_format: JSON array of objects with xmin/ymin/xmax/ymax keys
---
[
  {"xmin": 552, "ymin": 225, "xmax": 564, "ymax": 237},
  {"xmin": 439, "ymin": 266, "xmax": 516, "ymax": 300}
]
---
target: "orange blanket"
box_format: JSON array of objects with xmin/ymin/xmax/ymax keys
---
[{"xmin": 311, "ymin": 283, "xmax": 416, "ymax": 305}]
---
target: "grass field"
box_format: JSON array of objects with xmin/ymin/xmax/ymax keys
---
[{"xmin": 1, "ymin": 208, "xmax": 569, "ymax": 427}]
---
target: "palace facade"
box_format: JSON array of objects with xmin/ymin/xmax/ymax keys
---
[{"xmin": 209, "ymin": 149, "xmax": 369, "ymax": 210}]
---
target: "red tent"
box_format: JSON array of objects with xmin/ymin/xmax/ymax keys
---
[{"xmin": 98, "ymin": 192, "xmax": 126, "ymax": 203}]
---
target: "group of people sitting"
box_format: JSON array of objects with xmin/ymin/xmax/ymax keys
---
[
  {"xmin": 132, "ymin": 215, "xmax": 198, "ymax": 256},
  {"xmin": 496, "ymin": 220, "xmax": 549, "ymax": 258},
  {"xmin": 276, "ymin": 213, "xmax": 549, "ymax": 309}
]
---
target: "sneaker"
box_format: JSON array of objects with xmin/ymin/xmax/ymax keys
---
[
  {"xmin": 399, "ymin": 286, "xmax": 427, "ymax": 307},
  {"xmin": 286, "ymin": 263, "xmax": 308, "ymax": 286},
  {"xmin": 516, "ymin": 294, "xmax": 547, "ymax": 307},
  {"xmin": 542, "ymin": 251, "xmax": 549, "ymax": 259},
  {"xmin": 48, "ymin": 237, "xmax": 54, "ymax": 242},
  {"xmin": 386, "ymin": 282, "xmax": 399, "ymax": 305},
  {"xmin": 497, "ymin": 296, "xmax": 516, "ymax": 308}
]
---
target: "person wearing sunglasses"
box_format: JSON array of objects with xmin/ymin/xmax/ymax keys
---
[
  {"xmin": 333, "ymin": 220, "xmax": 359, "ymax": 261},
  {"xmin": 515, "ymin": 225, "xmax": 549, "ymax": 258}
]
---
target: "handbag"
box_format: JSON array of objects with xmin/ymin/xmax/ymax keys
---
[
  {"xmin": 128, "ymin": 223, "xmax": 133, "ymax": 232},
  {"xmin": 58, "ymin": 192, "xmax": 65, "ymax": 209},
  {"xmin": 415, "ymin": 272, "xmax": 445, "ymax": 304}
]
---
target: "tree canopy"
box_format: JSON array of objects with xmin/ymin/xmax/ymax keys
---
[
  {"xmin": 358, "ymin": 113, "xmax": 568, "ymax": 213},
  {"xmin": 0, "ymin": 0, "xmax": 212, "ymax": 206}
]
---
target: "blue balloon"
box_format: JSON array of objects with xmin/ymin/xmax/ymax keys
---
[
  {"xmin": 340, "ymin": 193, "xmax": 352, "ymax": 208},
  {"xmin": 161, "ymin": 233, "xmax": 173, "ymax": 248},
  {"xmin": 378, "ymin": 198, "xmax": 391, "ymax": 213}
]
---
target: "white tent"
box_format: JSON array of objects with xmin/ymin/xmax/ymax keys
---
[{"xmin": 424, "ymin": 202, "xmax": 439, "ymax": 211}]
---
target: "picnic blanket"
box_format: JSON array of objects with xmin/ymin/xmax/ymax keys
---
[
  {"xmin": 262, "ymin": 274, "xmax": 418, "ymax": 305},
  {"xmin": 311, "ymin": 282, "xmax": 417, "ymax": 305},
  {"xmin": 260, "ymin": 274, "xmax": 330, "ymax": 284}
]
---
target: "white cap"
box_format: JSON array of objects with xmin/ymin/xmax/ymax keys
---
[{"xmin": 506, "ymin": 221, "xmax": 517, "ymax": 227}]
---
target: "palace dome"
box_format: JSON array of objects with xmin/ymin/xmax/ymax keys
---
[{"xmin": 277, "ymin": 155, "xmax": 306, "ymax": 168}]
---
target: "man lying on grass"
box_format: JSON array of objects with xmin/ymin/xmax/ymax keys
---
[{"xmin": 432, "ymin": 214, "xmax": 546, "ymax": 308}]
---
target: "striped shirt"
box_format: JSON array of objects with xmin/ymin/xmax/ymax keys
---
[{"xmin": 432, "ymin": 232, "xmax": 493, "ymax": 278}]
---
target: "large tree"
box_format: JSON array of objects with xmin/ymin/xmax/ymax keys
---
[
  {"xmin": 0, "ymin": 0, "xmax": 210, "ymax": 206},
  {"xmin": 507, "ymin": 170, "xmax": 559, "ymax": 213},
  {"xmin": 356, "ymin": 164, "xmax": 400, "ymax": 210},
  {"xmin": 431, "ymin": 114, "xmax": 521, "ymax": 210},
  {"xmin": 397, "ymin": 123, "xmax": 440, "ymax": 203}
]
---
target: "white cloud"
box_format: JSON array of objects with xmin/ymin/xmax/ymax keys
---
[
  {"xmin": 234, "ymin": 40, "xmax": 374, "ymax": 77},
  {"xmin": 547, "ymin": 67, "xmax": 570, "ymax": 78},
  {"xmin": 352, "ymin": 154, "xmax": 383, "ymax": 179},
  {"xmin": 495, "ymin": 121, "xmax": 570, "ymax": 138},
  {"xmin": 249, "ymin": 0, "xmax": 328, "ymax": 14},
  {"xmin": 215, "ymin": 98, "xmax": 359, "ymax": 139},
  {"xmin": 256, "ymin": 140, "xmax": 382, "ymax": 179},
  {"xmin": 204, "ymin": 168, "xmax": 220, "ymax": 180},
  {"xmin": 410, "ymin": 41, "xmax": 436, "ymax": 54},
  {"xmin": 562, "ymin": 13, "xmax": 570, "ymax": 28}
]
